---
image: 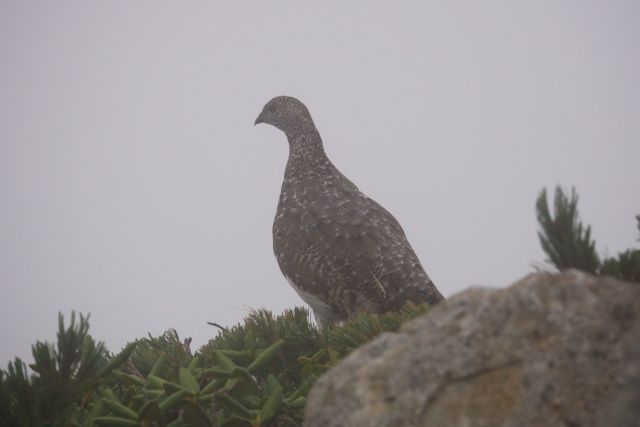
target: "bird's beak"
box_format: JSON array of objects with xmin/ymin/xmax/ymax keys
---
[{"xmin": 254, "ymin": 111, "xmax": 265, "ymax": 126}]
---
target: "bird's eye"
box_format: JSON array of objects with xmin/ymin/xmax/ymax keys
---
[{"xmin": 268, "ymin": 105, "xmax": 277, "ymax": 113}]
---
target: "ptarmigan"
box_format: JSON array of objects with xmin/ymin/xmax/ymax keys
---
[{"xmin": 255, "ymin": 96, "xmax": 444, "ymax": 327}]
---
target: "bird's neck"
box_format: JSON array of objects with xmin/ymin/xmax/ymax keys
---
[{"xmin": 285, "ymin": 130, "xmax": 336, "ymax": 179}]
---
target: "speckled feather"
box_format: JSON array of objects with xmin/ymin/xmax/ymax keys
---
[{"xmin": 255, "ymin": 96, "xmax": 444, "ymax": 327}]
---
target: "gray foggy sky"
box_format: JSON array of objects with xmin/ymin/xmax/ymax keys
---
[{"xmin": 1, "ymin": 2, "xmax": 639, "ymax": 367}]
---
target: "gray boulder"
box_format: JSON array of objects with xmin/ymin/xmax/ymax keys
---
[{"xmin": 304, "ymin": 270, "xmax": 640, "ymax": 427}]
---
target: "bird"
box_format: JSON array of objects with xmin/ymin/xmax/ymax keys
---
[{"xmin": 255, "ymin": 96, "xmax": 444, "ymax": 327}]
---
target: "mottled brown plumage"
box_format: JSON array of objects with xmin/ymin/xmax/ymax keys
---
[{"xmin": 255, "ymin": 96, "xmax": 444, "ymax": 327}]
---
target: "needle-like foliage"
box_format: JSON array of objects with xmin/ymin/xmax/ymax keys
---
[
  {"xmin": 0, "ymin": 312, "xmax": 136, "ymax": 427},
  {"xmin": 536, "ymin": 187, "xmax": 600, "ymax": 272},
  {"xmin": 1, "ymin": 305, "xmax": 429, "ymax": 426},
  {"xmin": 536, "ymin": 186, "xmax": 639, "ymax": 283}
]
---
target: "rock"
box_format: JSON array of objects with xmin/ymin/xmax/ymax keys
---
[
  {"xmin": 304, "ymin": 270, "xmax": 640, "ymax": 427},
  {"xmin": 608, "ymin": 315, "xmax": 640, "ymax": 427}
]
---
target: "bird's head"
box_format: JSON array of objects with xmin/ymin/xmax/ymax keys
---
[{"xmin": 255, "ymin": 96, "xmax": 315, "ymax": 136}]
